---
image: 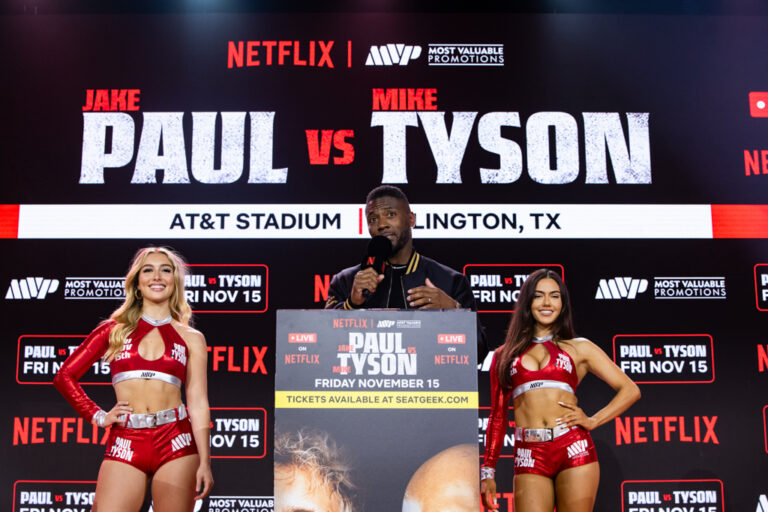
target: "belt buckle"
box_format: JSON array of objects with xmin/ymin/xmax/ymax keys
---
[
  {"xmin": 146, "ymin": 414, "xmax": 157, "ymax": 428},
  {"xmin": 159, "ymin": 409, "xmax": 174, "ymax": 424},
  {"xmin": 525, "ymin": 428, "xmax": 553, "ymax": 442}
]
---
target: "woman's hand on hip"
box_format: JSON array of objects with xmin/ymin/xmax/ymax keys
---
[{"xmin": 557, "ymin": 401, "xmax": 598, "ymax": 431}]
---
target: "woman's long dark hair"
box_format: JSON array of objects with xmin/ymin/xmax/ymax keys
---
[{"xmin": 495, "ymin": 269, "xmax": 576, "ymax": 389}]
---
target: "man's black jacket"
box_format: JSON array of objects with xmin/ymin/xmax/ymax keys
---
[{"xmin": 325, "ymin": 250, "xmax": 487, "ymax": 359}]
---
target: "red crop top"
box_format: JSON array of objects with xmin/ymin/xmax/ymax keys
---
[
  {"xmin": 109, "ymin": 315, "xmax": 188, "ymax": 388},
  {"xmin": 53, "ymin": 315, "xmax": 189, "ymax": 423},
  {"xmin": 482, "ymin": 337, "xmax": 578, "ymax": 469},
  {"xmin": 510, "ymin": 338, "xmax": 578, "ymax": 399}
]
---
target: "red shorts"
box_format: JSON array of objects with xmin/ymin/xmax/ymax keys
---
[
  {"xmin": 513, "ymin": 427, "xmax": 597, "ymax": 478},
  {"xmin": 104, "ymin": 417, "xmax": 198, "ymax": 474}
]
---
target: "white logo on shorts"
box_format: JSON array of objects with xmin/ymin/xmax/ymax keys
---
[
  {"xmin": 566, "ymin": 439, "xmax": 589, "ymax": 459},
  {"xmin": 171, "ymin": 433, "xmax": 192, "ymax": 452},
  {"xmin": 109, "ymin": 437, "xmax": 134, "ymax": 462},
  {"xmin": 515, "ymin": 447, "xmax": 535, "ymax": 468}
]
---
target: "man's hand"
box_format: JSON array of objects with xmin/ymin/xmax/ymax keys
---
[
  {"xmin": 351, "ymin": 267, "xmax": 385, "ymax": 306},
  {"xmin": 407, "ymin": 278, "xmax": 460, "ymax": 310}
]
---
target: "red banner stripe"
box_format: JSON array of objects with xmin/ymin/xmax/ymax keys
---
[
  {"xmin": 0, "ymin": 205, "xmax": 20, "ymax": 238},
  {"xmin": 711, "ymin": 204, "xmax": 768, "ymax": 238}
]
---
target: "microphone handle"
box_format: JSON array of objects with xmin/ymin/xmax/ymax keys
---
[{"xmin": 360, "ymin": 254, "xmax": 386, "ymax": 301}]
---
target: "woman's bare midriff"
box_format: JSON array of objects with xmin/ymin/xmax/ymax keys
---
[
  {"xmin": 513, "ymin": 388, "xmax": 578, "ymax": 428},
  {"xmin": 114, "ymin": 380, "xmax": 183, "ymax": 414}
]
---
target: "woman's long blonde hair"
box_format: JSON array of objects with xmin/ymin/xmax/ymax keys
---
[{"xmin": 104, "ymin": 247, "xmax": 192, "ymax": 361}]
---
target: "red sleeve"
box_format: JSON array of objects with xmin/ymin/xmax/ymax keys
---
[
  {"xmin": 482, "ymin": 351, "xmax": 512, "ymax": 469},
  {"xmin": 53, "ymin": 320, "xmax": 114, "ymax": 422}
]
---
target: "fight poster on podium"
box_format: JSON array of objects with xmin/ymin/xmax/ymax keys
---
[{"xmin": 275, "ymin": 309, "xmax": 479, "ymax": 512}]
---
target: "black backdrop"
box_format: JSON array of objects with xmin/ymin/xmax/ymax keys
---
[{"xmin": 2, "ymin": 2, "xmax": 768, "ymax": 511}]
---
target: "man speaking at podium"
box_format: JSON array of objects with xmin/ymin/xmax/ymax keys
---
[{"xmin": 325, "ymin": 185, "xmax": 485, "ymax": 355}]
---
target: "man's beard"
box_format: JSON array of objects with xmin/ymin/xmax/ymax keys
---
[{"xmin": 390, "ymin": 231, "xmax": 411, "ymax": 257}]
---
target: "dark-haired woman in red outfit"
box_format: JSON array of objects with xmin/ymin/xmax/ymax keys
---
[{"xmin": 481, "ymin": 269, "xmax": 639, "ymax": 512}]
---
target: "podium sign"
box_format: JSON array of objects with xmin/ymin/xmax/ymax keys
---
[{"xmin": 275, "ymin": 309, "xmax": 479, "ymax": 512}]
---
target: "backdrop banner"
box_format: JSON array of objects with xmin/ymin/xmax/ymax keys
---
[{"xmin": 2, "ymin": 8, "xmax": 768, "ymax": 511}]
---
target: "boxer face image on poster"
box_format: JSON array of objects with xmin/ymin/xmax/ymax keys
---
[
  {"xmin": 274, "ymin": 430, "xmax": 355, "ymax": 512},
  {"xmin": 402, "ymin": 444, "xmax": 479, "ymax": 512}
]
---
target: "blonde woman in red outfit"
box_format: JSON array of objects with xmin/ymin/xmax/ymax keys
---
[
  {"xmin": 480, "ymin": 269, "xmax": 640, "ymax": 512},
  {"xmin": 54, "ymin": 247, "xmax": 213, "ymax": 511}
]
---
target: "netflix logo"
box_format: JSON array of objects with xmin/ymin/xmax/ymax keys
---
[
  {"xmin": 227, "ymin": 40, "xmax": 351, "ymax": 69},
  {"xmin": 314, "ymin": 274, "xmax": 332, "ymax": 303},
  {"xmin": 13, "ymin": 416, "xmax": 108, "ymax": 446},
  {"xmin": 615, "ymin": 415, "xmax": 718, "ymax": 445},
  {"xmin": 207, "ymin": 346, "xmax": 268, "ymax": 375}
]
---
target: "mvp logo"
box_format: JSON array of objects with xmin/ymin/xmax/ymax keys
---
[
  {"xmin": 566, "ymin": 439, "xmax": 589, "ymax": 458},
  {"xmin": 6, "ymin": 278, "xmax": 60, "ymax": 300},
  {"xmin": 595, "ymin": 278, "xmax": 648, "ymax": 300},
  {"xmin": 366, "ymin": 44, "xmax": 422, "ymax": 66}
]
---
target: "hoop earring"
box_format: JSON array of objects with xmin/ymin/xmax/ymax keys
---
[{"xmin": 134, "ymin": 289, "xmax": 142, "ymax": 300}]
